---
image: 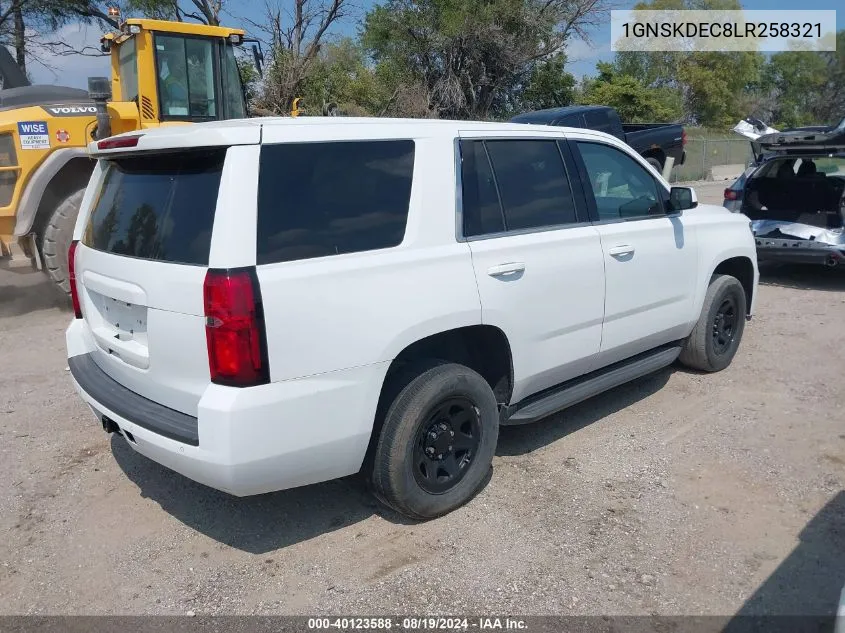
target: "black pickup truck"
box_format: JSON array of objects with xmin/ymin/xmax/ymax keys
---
[{"xmin": 511, "ymin": 105, "xmax": 686, "ymax": 172}]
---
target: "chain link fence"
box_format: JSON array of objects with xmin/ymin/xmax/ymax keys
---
[{"xmin": 671, "ymin": 138, "xmax": 753, "ymax": 182}]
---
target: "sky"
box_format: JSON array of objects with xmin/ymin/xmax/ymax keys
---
[{"xmin": 27, "ymin": 0, "xmax": 843, "ymax": 89}]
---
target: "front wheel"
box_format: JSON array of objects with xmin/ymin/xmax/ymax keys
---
[
  {"xmin": 370, "ymin": 362, "xmax": 499, "ymax": 520},
  {"xmin": 679, "ymin": 274, "xmax": 747, "ymax": 372},
  {"xmin": 41, "ymin": 188, "xmax": 85, "ymax": 294}
]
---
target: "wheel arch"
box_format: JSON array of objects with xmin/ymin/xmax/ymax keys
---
[
  {"xmin": 710, "ymin": 255, "xmax": 756, "ymax": 316},
  {"xmin": 362, "ymin": 324, "xmax": 514, "ymax": 470},
  {"xmin": 14, "ymin": 149, "xmax": 95, "ymax": 238},
  {"xmin": 711, "ymin": 255, "xmax": 754, "ymax": 315}
]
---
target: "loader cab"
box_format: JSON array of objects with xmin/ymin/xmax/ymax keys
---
[{"xmin": 103, "ymin": 19, "xmax": 247, "ymax": 127}]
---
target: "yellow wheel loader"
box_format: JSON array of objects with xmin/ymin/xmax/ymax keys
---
[{"xmin": 0, "ymin": 17, "xmax": 255, "ymax": 292}]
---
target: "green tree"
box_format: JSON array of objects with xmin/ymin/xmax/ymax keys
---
[
  {"xmin": 610, "ymin": 0, "xmax": 764, "ymax": 127},
  {"xmin": 809, "ymin": 29, "xmax": 844, "ymax": 126},
  {"xmin": 580, "ymin": 62, "xmax": 682, "ymax": 122},
  {"xmin": 741, "ymin": 30, "xmax": 844, "ymax": 128},
  {"xmin": 678, "ymin": 50, "xmax": 763, "ymax": 127},
  {"xmin": 362, "ymin": 0, "xmax": 611, "ymax": 120},
  {"xmin": 294, "ymin": 39, "xmax": 384, "ymax": 116},
  {"xmin": 520, "ymin": 53, "xmax": 576, "ymax": 112},
  {"xmin": 252, "ymin": 0, "xmax": 348, "ymax": 114},
  {"xmin": 236, "ymin": 55, "xmax": 261, "ymax": 107},
  {"xmin": 758, "ymin": 51, "xmax": 826, "ymax": 128}
]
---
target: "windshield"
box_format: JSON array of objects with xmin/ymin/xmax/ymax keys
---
[{"xmin": 154, "ymin": 33, "xmax": 246, "ymax": 120}]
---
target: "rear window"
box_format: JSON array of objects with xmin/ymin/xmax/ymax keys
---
[
  {"xmin": 256, "ymin": 140, "xmax": 415, "ymax": 264},
  {"xmin": 556, "ymin": 113, "xmax": 583, "ymax": 128},
  {"xmin": 83, "ymin": 149, "xmax": 224, "ymax": 265},
  {"xmin": 583, "ymin": 109, "xmax": 614, "ymax": 133}
]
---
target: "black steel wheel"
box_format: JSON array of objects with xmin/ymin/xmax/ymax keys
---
[
  {"xmin": 712, "ymin": 296, "xmax": 738, "ymax": 355},
  {"xmin": 370, "ymin": 361, "xmax": 499, "ymax": 520},
  {"xmin": 412, "ymin": 398, "xmax": 482, "ymax": 494}
]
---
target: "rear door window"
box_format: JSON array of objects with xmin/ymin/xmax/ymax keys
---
[
  {"xmin": 460, "ymin": 140, "xmax": 505, "ymax": 236},
  {"xmin": 460, "ymin": 139, "xmax": 579, "ymax": 236},
  {"xmin": 83, "ymin": 149, "xmax": 225, "ymax": 265},
  {"xmin": 256, "ymin": 140, "xmax": 415, "ymax": 264},
  {"xmin": 485, "ymin": 140, "xmax": 578, "ymax": 231}
]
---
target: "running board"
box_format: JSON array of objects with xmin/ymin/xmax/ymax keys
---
[{"xmin": 502, "ymin": 344, "xmax": 682, "ymax": 425}]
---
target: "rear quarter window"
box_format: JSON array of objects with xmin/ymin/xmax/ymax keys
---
[
  {"xmin": 256, "ymin": 140, "xmax": 415, "ymax": 264},
  {"xmin": 83, "ymin": 149, "xmax": 225, "ymax": 265}
]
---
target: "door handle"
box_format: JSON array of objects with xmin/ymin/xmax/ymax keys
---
[
  {"xmin": 608, "ymin": 245, "xmax": 635, "ymax": 257},
  {"xmin": 487, "ymin": 262, "xmax": 525, "ymax": 277}
]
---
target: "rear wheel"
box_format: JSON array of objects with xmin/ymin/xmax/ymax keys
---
[
  {"xmin": 646, "ymin": 156, "xmax": 663, "ymax": 173},
  {"xmin": 370, "ymin": 361, "xmax": 499, "ymax": 520},
  {"xmin": 679, "ymin": 274, "xmax": 747, "ymax": 372},
  {"xmin": 41, "ymin": 188, "xmax": 84, "ymax": 294}
]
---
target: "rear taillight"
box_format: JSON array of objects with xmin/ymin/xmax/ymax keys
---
[
  {"xmin": 68, "ymin": 240, "xmax": 82, "ymax": 319},
  {"xmin": 203, "ymin": 268, "xmax": 269, "ymax": 387},
  {"xmin": 724, "ymin": 188, "xmax": 739, "ymax": 201},
  {"xmin": 682, "ymin": 130, "xmax": 687, "ymax": 146}
]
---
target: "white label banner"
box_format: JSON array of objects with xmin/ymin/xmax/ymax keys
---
[{"xmin": 611, "ymin": 10, "xmax": 837, "ymax": 52}]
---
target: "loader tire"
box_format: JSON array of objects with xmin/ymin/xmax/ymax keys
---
[{"xmin": 42, "ymin": 188, "xmax": 84, "ymax": 295}]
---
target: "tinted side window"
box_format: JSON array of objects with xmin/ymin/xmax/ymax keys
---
[
  {"xmin": 460, "ymin": 141, "xmax": 505, "ymax": 237},
  {"xmin": 485, "ymin": 140, "xmax": 578, "ymax": 231},
  {"xmin": 576, "ymin": 141, "xmax": 662, "ymax": 220},
  {"xmin": 83, "ymin": 150, "xmax": 224, "ymax": 265},
  {"xmin": 257, "ymin": 140, "xmax": 414, "ymax": 264},
  {"xmin": 583, "ymin": 109, "xmax": 614, "ymax": 134}
]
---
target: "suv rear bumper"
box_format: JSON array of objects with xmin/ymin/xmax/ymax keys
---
[
  {"xmin": 66, "ymin": 320, "xmax": 387, "ymax": 496},
  {"xmin": 69, "ymin": 352, "xmax": 200, "ymax": 445}
]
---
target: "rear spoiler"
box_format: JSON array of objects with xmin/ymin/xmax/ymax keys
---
[
  {"xmin": 88, "ymin": 124, "xmax": 262, "ymax": 157},
  {"xmin": 733, "ymin": 117, "xmax": 845, "ymax": 161}
]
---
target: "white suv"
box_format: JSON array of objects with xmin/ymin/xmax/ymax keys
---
[{"xmin": 66, "ymin": 118, "xmax": 758, "ymax": 519}]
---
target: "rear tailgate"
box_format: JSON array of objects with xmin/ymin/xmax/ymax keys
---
[
  {"xmin": 755, "ymin": 118, "xmax": 845, "ymax": 154},
  {"xmin": 734, "ymin": 117, "xmax": 845, "ymax": 161},
  {"xmin": 72, "ymin": 127, "xmax": 260, "ymax": 416}
]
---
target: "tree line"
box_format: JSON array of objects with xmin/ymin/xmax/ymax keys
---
[{"xmin": 5, "ymin": 0, "xmax": 844, "ymax": 129}]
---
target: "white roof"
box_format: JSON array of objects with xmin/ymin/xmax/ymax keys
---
[{"xmin": 88, "ymin": 115, "xmax": 615, "ymax": 156}]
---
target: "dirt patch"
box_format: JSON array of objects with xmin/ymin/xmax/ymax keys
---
[{"xmin": 0, "ymin": 263, "xmax": 843, "ymax": 616}]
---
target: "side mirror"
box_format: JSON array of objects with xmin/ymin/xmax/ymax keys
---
[{"xmin": 669, "ymin": 186, "xmax": 697, "ymax": 212}]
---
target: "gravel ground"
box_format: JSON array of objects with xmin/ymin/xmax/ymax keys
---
[{"xmin": 0, "ymin": 183, "xmax": 843, "ymax": 617}]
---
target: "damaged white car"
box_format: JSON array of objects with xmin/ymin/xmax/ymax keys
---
[{"xmin": 731, "ymin": 117, "xmax": 845, "ymax": 268}]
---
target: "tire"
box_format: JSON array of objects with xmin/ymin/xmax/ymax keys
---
[
  {"xmin": 41, "ymin": 188, "xmax": 84, "ymax": 294},
  {"xmin": 370, "ymin": 361, "xmax": 499, "ymax": 520},
  {"xmin": 679, "ymin": 274, "xmax": 747, "ymax": 372},
  {"xmin": 646, "ymin": 156, "xmax": 663, "ymax": 173}
]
